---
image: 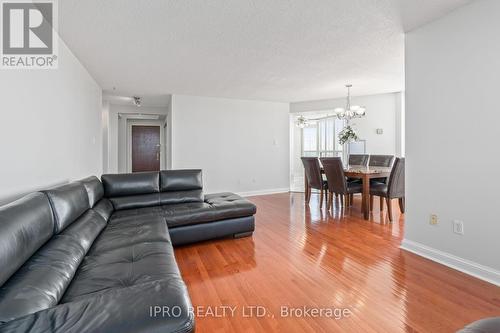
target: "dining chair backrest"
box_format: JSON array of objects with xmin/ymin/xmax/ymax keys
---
[
  {"xmin": 320, "ymin": 157, "xmax": 347, "ymax": 195},
  {"xmin": 301, "ymin": 157, "xmax": 323, "ymax": 190},
  {"xmin": 387, "ymin": 158, "xmax": 405, "ymax": 198},
  {"xmin": 369, "ymin": 155, "xmax": 394, "ymax": 167},
  {"xmin": 348, "ymin": 154, "xmax": 369, "ymax": 166}
]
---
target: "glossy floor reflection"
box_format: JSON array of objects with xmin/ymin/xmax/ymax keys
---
[{"xmin": 174, "ymin": 192, "xmax": 500, "ymax": 333}]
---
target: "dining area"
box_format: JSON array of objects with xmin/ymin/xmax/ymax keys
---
[{"xmin": 301, "ymin": 154, "xmax": 405, "ymax": 222}]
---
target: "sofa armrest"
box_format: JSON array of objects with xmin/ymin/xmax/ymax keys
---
[{"xmin": 0, "ymin": 277, "xmax": 194, "ymax": 333}]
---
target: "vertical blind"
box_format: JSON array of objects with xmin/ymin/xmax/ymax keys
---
[{"xmin": 302, "ymin": 117, "xmax": 344, "ymax": 158}]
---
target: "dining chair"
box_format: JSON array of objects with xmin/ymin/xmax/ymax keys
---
[
  {"xmin": 301, "ymin": 157, "xmax": 328, "ymax": 207},
  {"xmin": 348, "ymin": 154, "xmax": 369, "ymax": 167},
  {"xmin": 346, "ymin": 154, "xmax": 368, "ymax": 189},
  {"xmin": 369, "ymin": 158, "xmax": 405, "ymax": 222},
  {"xmin": 368, "ymin": 154, "xmax": 395, "ymax": 185},
  {"xmin": 368, "ymin": 155, "xmax": 394, "ymax": 167},
  {"xmin": 320, "ymin": 157, "xmax": 362, "ymax": 210}
]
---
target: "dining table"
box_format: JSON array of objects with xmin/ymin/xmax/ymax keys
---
[{"xmin": 304, "ymin": 166, "xmax": 392, "ymax": 220}]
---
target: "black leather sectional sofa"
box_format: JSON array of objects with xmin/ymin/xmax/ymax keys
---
[{"xmin": 0, "ymin": 170, "xmax": 256, "ymax": 333}]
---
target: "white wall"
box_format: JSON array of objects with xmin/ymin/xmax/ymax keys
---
[
  {"xmin": 403, "ymin": 0, "xmax": 500, "ymax": 284},
  {"xmin": 166, "ymin": 96, "xmax": 173, "ymax": 169},
  {"xmin": 291, "ymin": 92, "xmax": 402, "ymax": 155},
  {"xmin": 171, "ymin": 95, "xmax": 290, "ymax": 195},
  {"xmin": 0, "ymin": 40, "xmax": 102, "ymax": 204},
  {"xmin": 395, "ymin": 93, "xmax": 405, "ymax": 157},
  {"xmin": 102, "ymin": 101, "xmax": 110, "ymax": 173}
]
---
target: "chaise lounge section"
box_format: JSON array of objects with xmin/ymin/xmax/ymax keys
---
[
  {"xmin": 0, "ymin": 169, "xmax": 256, "ymax": 332},
  {"xmin": 102, "ymin": 170, "xmax": 256, "ymax": 245}
]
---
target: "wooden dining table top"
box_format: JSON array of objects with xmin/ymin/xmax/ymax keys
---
[{"xmin": 320, "ymin": 166, "xmax": 392, "ymax": 177}]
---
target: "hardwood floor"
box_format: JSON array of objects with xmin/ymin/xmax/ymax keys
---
[{"xmin": 174, "ymin": 192, "xmax": 500, "ymax": 333}]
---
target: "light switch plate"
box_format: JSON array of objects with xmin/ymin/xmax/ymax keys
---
[{"xmin": 453, "ymin": 220, "xmax": 464, "ymax": 235}]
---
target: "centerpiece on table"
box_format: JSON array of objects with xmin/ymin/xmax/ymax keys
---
[{"xmin": 338, "ymin": 125, "xmax": 359, "ymax": 145}]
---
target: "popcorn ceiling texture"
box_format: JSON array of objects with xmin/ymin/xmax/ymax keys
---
[{"xmin": 59, "ymin": 0, "xmax": 471, "ymax": 102}]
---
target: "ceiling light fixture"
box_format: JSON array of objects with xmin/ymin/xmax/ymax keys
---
[
  {"xmin": 133, "ymin": 96, "xmax": 142, "ymax": 107},
  {"xmin": 296, "ymin": 116, "xmax": 309, "ymax": 128},
  {"xmin": 334, "ymin": 85, "xmax": 366, "ymax": 121}
]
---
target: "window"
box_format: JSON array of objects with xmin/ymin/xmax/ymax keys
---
[
  {"xmin": 301, "ymin": 117, "xmax": 344, "ymax": 158},
  {"xmin": 302, "ymin": 125, "xmax": 318, "ymax": 157}
]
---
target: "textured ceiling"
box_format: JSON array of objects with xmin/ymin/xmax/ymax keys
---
[{"xmin": 59, "ymin": 0, "xmax": 472, "ymax": 102}]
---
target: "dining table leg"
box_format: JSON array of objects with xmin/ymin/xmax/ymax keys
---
[{"xmin": 362, "ymin": 175, "xmax": 370, "ymax": 220}]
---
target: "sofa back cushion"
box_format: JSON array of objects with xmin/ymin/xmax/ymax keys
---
[
  {"xmin": 101, "ymin": 171, "xmax": 205, "ymax": 210},
  {"xmin": 101, "ymin": 172, "xmax": 160, "ymax": 210},
  {"xmin": 0, "ymin": 193, "xmax": 55, "ymax": 287},
  {"xmin": 43, "ymin": 183, "xmax": 90, "ymax": 233},
  {"xmin": 159, "ymin": 170, "xmax": 204, "ymax": 205},
  {"xmin": 79, "ymin": 176, "xmax": 104, "ymax": 208},
  {"xmin": 92, "ymin": 198, "xmax": 114, "ymax": 221},
  {"xmin": 102, "ymin": 172, "xmax": 159, "ymax": 197},
  {"xmin": 0, "ymin": 210, "xmax": 107, "ymax": 323},
  {"xmin": 160, "ymin": 170, "xmax": 203, "ymax": 191},
  {"xmin": 108, "ymin": 193, "xmax": 161, "ymax": 211}
]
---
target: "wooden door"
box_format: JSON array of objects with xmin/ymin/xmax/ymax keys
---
[{"xmin": 132, "ymin": 125, "xmax": 161, "ymax": 172}]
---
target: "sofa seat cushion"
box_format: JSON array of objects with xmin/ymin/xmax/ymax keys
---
[
  {"xmin": 162, "ymin": 202, "xmax": 214, "ymax": 227},
  {"xmin": 204, "ymin": 192, "xmax": 257, "ymax": 219},
  {"xmin": 109, "ymin": 206, "xmax": 163, "ymax": 220},
  {"xmin": 108, "ymin": 192, "xmax": 256, "ymax": 229},
  {"xmin": 62, "ymin": 241, "xmax": 180, "ymax": 303},
  {"xmin": 0, "ymin": 278, "xmax": 194, "ymax": 333},
  {"xmin": 88, "ymin": 215, "xmax": 170, "ymax": 254},
  {"xmin": 162, "ymin": 192, "xmax": 256, "ymax": 228}
]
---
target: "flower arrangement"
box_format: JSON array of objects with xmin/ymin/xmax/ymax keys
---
[{"xmin": 338, "ymin": 125, "xmax": 359, "ymax": 145}]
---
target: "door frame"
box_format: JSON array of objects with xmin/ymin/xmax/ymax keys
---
[{"xmin": 126, "ymin": 120, "xmax": 166, "ymax": 173}]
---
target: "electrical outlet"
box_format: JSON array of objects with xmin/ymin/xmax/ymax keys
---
[
  {"xmin": 430, "ymin": 214, "xmax": 438, "ymax": 225},
  {"xmin": 453, "ymin": 220, "xmax": 464, "ymax": 235}
]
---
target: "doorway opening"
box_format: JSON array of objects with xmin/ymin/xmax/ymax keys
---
[
  {"xmin": 127, "ymin": 118, "xmax": 167, "ymax": 172},
  {"xmin": 130, "ymin": 125, "xmax": 161, "ymax": 172}
]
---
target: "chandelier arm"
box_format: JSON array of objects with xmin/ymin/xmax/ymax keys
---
[{"xmin": 346, "ymin": 85, "xmax": 351, "ymax": 111}]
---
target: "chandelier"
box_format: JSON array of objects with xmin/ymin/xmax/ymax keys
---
[
  {"xmin": 334, "ymin": 84, "xmax": 366, "ymax": 120},
  {"xmin": 295, "ymin": 116, "xmax": 309, "ymax": 128}
]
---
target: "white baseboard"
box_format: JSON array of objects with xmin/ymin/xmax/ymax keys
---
[
  {"xmin": 400, "ymin": 239, "xmax": 500, "ymax": 286},
  {"xmin": 237, "ymin": 188, "xmax": 290, "ymax": 197}
]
